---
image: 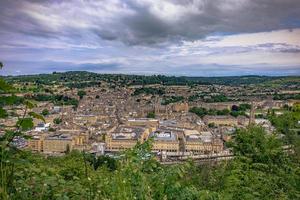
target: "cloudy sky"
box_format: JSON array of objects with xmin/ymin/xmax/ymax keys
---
[{"xmin": 0, "ymin": 0, "xmax": 300, "ymax": 76}]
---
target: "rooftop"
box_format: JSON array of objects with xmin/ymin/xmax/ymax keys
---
[
  {"xmin": 128, "ymin": 118, "xmax": 159, "ymax": 122},
  {"xmin": 111, "ymin": 126, "xmax": 146, "ymax": 140},
  {"xmin": 149, "ymin": 129, "xmax": 178, "ymax": 141},
  {"xmin": 46, "ymin": 134, "xmax": 72, "ymax": 141}
]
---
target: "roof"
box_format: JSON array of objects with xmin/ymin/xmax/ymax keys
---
[
  {"xmin": 149, "ymin": 129, "xmax": 178, "ymax": 141},
  {"xmin": 184, "ymin": 129, "xmax": 200, "ymax": 136},
  {"xmin": 204, "ymin": 115, "xmax": 235, "ymax": 120},
  {"xmin": 128, "ymin": 118, "xmax": 158, "ymax": 122},
  {"xmin": 110, "ymin": 126, "xmax": 146, "ymax": 140},
  {"xmin": 159, "ymin": 120, "xmax": 177, "ymax": 127},
  {"xmin": 45, "ymin": 134, "xmax": 72, "ymax": 141},
  {"xmin": 186, "ymin": 131, "xmax": 213, "ymax": 143}
]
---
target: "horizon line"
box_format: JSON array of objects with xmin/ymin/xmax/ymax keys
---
[{"xmin": 2, "ymin": 70, "xmax": 300, "ymax": 78}]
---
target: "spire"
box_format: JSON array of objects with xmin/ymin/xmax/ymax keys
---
[{"xmin": 249, "ymin": 101, "xmax": 255, "ymax": 126}]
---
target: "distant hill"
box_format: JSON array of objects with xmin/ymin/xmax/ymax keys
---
[{"xmin": 2, "ymin": 71, "xmax": 300, "ymax": 87}]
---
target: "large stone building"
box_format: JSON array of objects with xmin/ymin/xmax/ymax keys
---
[
  {"xmin": 203, "ymin": 115, "xmax": 238, "ymax": 126},
  {"xmin": 43, "ymin": 134, "xmax": 74, "ymax": 153},
  {"xmin": 149, "ymin": 128, "xmax": 181, "ymax": 153},
  {"xmin": 27, "ymin": 134, "xmax": 45, "ymax": 152},
  {"xmin": 106, "ymin": 126, "xmax": 150, "ymax": 152},
  {"xmin": 27, "ymin": 132, "xmax": 87, "ymax": 154},
  {"xmin": 184, "ymin": 130, "xmax": 223, "ymax": 154},
  {"xmin": 126, "ymin": 118, "xmax": 159, "ymax": 130},
  {"xmin": 172, "ymin": 102, "xmax": 189, "ymax": 112}
]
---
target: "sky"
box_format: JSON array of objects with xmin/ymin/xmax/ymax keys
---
[{"xmin": 0, "ymin": 0, "xmax": 300, "ymax": 76}]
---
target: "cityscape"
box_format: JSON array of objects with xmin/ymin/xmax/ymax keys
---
[
  {"xmin": 2, "ymin": 72, "xmax": 299, "ymax": 163},
  {"xmin": 1, "ymin": 0, "xmax": 300, "ymax": 199}
]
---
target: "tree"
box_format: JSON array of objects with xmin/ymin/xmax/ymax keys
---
[
  {"xmin": 0, "ymin": 107, "xmax": 8, "ymax": 118},
  {"xmin": 0, "ymin": 64, "xmax": 45, "ymax": 199},
  {"xmin": 65, "ymin": 144, "xmax": 71, "ymax": 154},
  {"xmin": 53, "ymin": 117, "xmax": 62, "ymax": 124},
  {"xmin": 48, "ymin": 127, "xmax": 56, "ymax": 132},
  {"xmin": 189, "ymin": 107, "xmax": 207, "ymax": 118},
  {"xmin": 228, "ymin": 126, "xmax": 283, "ymax": 163},
  {"xmin": 41, "ymin": 109, "xmax": 49, "ymax": 116},
  {"xmin": 231, "ymin": 105, "xmax": 239, "ymax": 111},
  {"xmin": 223, "ymin": 126, "xmax": 299, "ymax": 200},
  {"xmin": 147, "ymin": 111, "xmax": 155, "ymax": 118},
  {"xmin": 77, "ymin": 90, "xmax": 87, "ymax": 99},
  {"xmin": 239, "ymin": 103, "xmax": 251, "ymax": 111},
  {"xmin": 208, "ymin": 123, "xmax": 215, "ymax": 128},
  {"xmin": 216, "ymin": 109, "xmax": 230, "ymax": 115}
]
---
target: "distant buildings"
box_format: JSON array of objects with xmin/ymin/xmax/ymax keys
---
[
  {"xmin": 172, "ymin": 102, "xmax": 189, "ymax": 112},
  {"xmin": 203, "ymin": 115, "xmax": 238, "ymax": 126},
  {"xmin": 127, "ymin": 118, "xmax": 159, "ymax": 130},
  {"xmin": 34, "ymin": 123, "xmax": 50, "ymax": 132}
]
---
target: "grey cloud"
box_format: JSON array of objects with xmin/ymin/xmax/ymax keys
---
[
  {"xmin": 175, "ymin": 63, "xmax": 300, "ymax": 76},
  {"xmin": 254, "ymin": 43, "xmax": 300, "ymax": 53},
  {"xmin": 75, "ymin": 63, "xmax": 121, "ymax": 71},
  {"xmin": 1, "ymin": 60, "xmax": 121, "ymax": 75},
  {"xmin": 1, "ymin": 0, "xmax": 300, "ymax": 46},
  {"xmin": 119, "ymin": 0, "xmax": 300, "ymax": 44},
  {"xmin": 44, "ymin": 61, "xmax": 121, "ymax": 72}
]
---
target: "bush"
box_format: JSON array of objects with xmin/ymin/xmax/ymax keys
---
[
  {"xmin": 147, "ymin": 111, "xmax": 155, "ymax": 118},
  {"xmin": 53, "ymin": 117, "xmax": 62, "ymax": 124}
]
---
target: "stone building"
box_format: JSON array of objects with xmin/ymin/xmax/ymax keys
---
[
  {"xmin": 105, "ymin": 126, "xmax": 150, "ymax": 152},
  {"xmin": 149, "ymin": 128, "xmax": 182, "ymax": 153},
  {"xmin": 203, "ymin": 115, "xmax": 238, "ymax": 126},
  {"xmin": 184, "ymin": 130, "xmax": 223, "ymax": 154}
]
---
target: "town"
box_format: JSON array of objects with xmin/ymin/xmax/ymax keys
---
[{"xmin": 1, "ymin": 72, "xmax": 299, "ymax": 162}]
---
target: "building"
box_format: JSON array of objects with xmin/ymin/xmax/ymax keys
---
[
  {"xmin": 149, "ymin": 128, "xmax": 181, "ymax": 153},
  {"xmin": 27, "ymin": 134, "xmax": 45, "ymax": 152},
  {"xmin": 172, "ymin": 102, "xmax": 189, "ymax": 112},
  {"xmin": 43, "ymin": 134, "xmax": 74, "ymax": 154},
  {"xmin": 203, "ymin": 115, "xmax": 238, "ymax": 126},
  {"xmin": 106, "ymin": 126, "xmax": 150, "ymax": 152},
  {"xmin": 255, "ymin": 119, "xmax": 275, "ymax": 133},
  {"xmin": 34, "ymin": 123, "xmax": 50, "ymax": 132},
  {"xmin": 184, "ymin": 130, "xmax": 223, "ymax": 154},
  {"xmin": 52, "ymin": 106, "xmax": 62, "ymax": 113},
  {"xmin": 197, "ymin": 102, "xmax": 232, "ymax": 110},
  {"xmin": 237, "ymin": 116, "xmax": 249, "ymax": 126},
  {"xmin": 91, "ymin": 142, "xmax": 106, "ymax": 156},
  {"xmin": 74, "ymin": 114, "xmax": 98, "ymax": 125},
  {"xmin": 27, "ymin": 132, "xmax": 87, "ymax": 154},
  {"xmin": 126, "ymin": 118, "xmax": 159, "ymax": 129}
]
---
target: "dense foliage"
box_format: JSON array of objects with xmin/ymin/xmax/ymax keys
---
[
  {"xmin": 189, "ymin": 107, "xmax": 246, "ymax": 118},
  {"xmin": 77, "ymin": 90, "xmax": 87, "ymax": 99},
  {"xmin": 3, "ymin": 71, "xmax": 300, "ymax": 87},
  {"xmin": 146, "ymin": 111, "xmax": 156, "ymax": 118},
  {"xmin": 0, "ymin": 123, "xmax": 299, "ymax": 200},
  {"xmin": 188, "ymin": 93, "xmax": 235, "ymax": 103},
  {"xmin": 0, "ymin": 95, "xmax": 24, "ymax": 106},
  {"xmin": 161, "ymin": 96, "xmax": 184, "ymax": 105},
  {"xmin": 31, "ymin": 94, "xmax": 79, "ymax": 107},
  {"xmin": 273, "ymin": 93, "xmax": 300, "ymax": 100},
  {"xmin": 132, "ymin": 87, "xmax": 165, "ymax": 96},
  {"xmin": 206, "ymin": 94, "xmax": 228, "ymax": 103}
]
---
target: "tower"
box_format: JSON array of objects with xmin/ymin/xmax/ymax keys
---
[
  {"xmin": 154, "ymin": 96, "xmax": 160, "ymax": 115},
  {"xmin": 249, "ymin": 101, "xmax": 255, "ymax": 126}
]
